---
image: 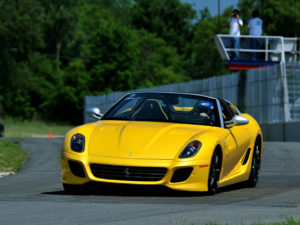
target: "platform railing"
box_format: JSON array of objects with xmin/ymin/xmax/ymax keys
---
[{"xmin": 214, "ymin": 34, "xmax": 300, "ymax": 63}]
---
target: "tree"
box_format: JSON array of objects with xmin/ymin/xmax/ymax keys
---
[
  {"xmin": 136, "ymin": 30, "xmax": 187, "ymax": 87},
  {"xmin": 41, "ymin": 0, "xmax": 79, "ymax": 70},
  {"xmin": 39, "ymin": 60, "xmax": 91, "ymax": 123},
  {"xmin": 79, "ymin": 1, "xmax": 186, "ymax": 93},
  {"xmin": 131, "ymin": 0, "xmax": 196, "ymax": 53},
  {"xmin": 0, "ymin": 0, "xmax": 46, "ymax": 119},
  {"xmin": 238, "ymin": 0, "xmax": 300, "ymax": 37},
  {"xmin": 184, "ymin": 8, "xmax": 230, "ymax": 79},
  {"xmin": 80, "ymin": 14, "xmax": 140, "ymax": 92}
]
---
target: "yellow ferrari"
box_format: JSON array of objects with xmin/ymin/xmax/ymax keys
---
[{"xmin": 61, "ymin": 92, "xmax": 263, "ymax": 194}]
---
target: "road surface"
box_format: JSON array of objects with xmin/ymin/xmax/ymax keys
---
[{"xmin": 0, "ymin": 139, "xmax": 300, "ymax": 225}]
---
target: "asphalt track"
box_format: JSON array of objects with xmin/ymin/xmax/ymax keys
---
[{"xmin": 0, "ymin": 139, "xmax": 300, "ymax": 225}]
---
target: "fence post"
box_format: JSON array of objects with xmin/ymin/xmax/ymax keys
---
[
  {"xmin": 280, "ymin": 62, "xmax": 291, "ymax": 123},
  {"xmin": 280, "ymin": 37, "xmax": 291, "ymax": 123},
  {"xmin": 237, "ymin": 70, "xmax": 247, "ymax": 112}
]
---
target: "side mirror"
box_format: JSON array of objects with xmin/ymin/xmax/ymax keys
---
[
  {"xmin": 86, "ymin": 107, "xmax": 103, "ymax": 120},
  {"xmin": 225, "ymin": 115, "xmax": 249, "ymax": 128}
]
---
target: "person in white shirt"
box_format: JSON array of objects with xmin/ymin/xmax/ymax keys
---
[
  {"xmin": 248, "ymin": 10, "xmax": 263, "ymax": 61},
  {"xmin": 228, "ymin": 9, "xmax": 243, "ymax": 60}
]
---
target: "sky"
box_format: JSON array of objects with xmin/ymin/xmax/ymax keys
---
[{"xmin": 182, "ymin": 0, "xmax": 239, "ymax": 16}]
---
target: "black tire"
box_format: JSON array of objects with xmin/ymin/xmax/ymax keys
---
[
  {"xmin": 63, "ymin": 183, "xmax": 86, "ymax": 194},
  {"xmin": 247, "ymin": 140, "xmax": 261, "ymax": 187},
  {"xmin": 208, "ymin": 150, "xmax": 221, "ymax": 195},
  {"xmin": 0, "ymin": 124, "xmax": 4, "ymax": 137}
]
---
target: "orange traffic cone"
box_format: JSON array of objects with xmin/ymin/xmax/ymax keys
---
[{"xmin": 49, "ymin": 131, "xmax": 53, "ymax": 139}]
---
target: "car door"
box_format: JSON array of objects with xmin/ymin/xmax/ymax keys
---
[{"xmin": 220, "ymin": 100, "xmax": 251, "ymax": 176}]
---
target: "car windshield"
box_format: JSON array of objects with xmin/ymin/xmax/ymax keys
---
[{"xmin": 102, "ymin": 93, "xmax": 220, "ymax": 127}]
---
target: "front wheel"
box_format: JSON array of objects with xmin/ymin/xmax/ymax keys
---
[
  {"xmin": 208, "ymin": 151, "xmax": 221, "ymax": 195},
  {"xmin": 247, "ymin": 141, "xmax": 261, "ymax": 187}
]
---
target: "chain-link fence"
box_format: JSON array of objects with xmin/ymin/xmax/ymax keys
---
[{"xmin": 287, "ymin": 62, "xmax": 300, "ymax": 121}]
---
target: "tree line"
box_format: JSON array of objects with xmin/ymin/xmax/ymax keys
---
[{"xmin": 0, "ymin": 0, "xmax": 298, "ymax": 124}]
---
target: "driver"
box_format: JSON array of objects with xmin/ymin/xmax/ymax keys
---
[{"xmin": 197, "ymin": 101, "xmax": 214, "ymax": 120}]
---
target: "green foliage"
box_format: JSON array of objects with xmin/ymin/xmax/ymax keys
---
[
  {"xmin": 185, "ymin": 16, "xmax": 230, "ymax": 78},
  {"xmin": 41, "ymin": 0, "xmax": 78, "ymax": 69},
  {"xmin": 135, "ymin": 30, "xmax": 186, "ymax": 87},
  {"xmin": 188, "ymin": 217, "xmax": 300, "ymax": 225},
  {"xmin": 0, "ymin": 0, "xmax": 45, "ymax": 59},
  {"xmin": 40, "ymin": 60, "xmax": 91, "ymax": 123},
  {"xmin": 237, "ymin": 0, "xmax": 300, "ymax": 36},
  {"xmin": 131, "ymin": 0, "xmax": 196, "ymax": 52},
  {"xmin": 86, "ymin": 18, "xmax": 140, "ymax": 92},
  {"xmin": 0, "ymin": 0, "xmax": 46, "ymax": 119},
  {"xmin": 0, "ymin": 0, "xmax": 298, "ymax": 124}
]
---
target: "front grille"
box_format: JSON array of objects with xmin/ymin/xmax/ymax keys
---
[{"xmin": 90, "ymin": 164, "xmax": 167, "ymax": 181}]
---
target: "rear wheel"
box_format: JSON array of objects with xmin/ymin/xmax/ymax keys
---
[
  {"xmin": 208, "ymin": 150, "xmax": 221, "ymax": 195},
  {"xmin": 63, "ymin": 183, "xmax": 86, "ymax": 194},
  {"xmin": 247, "ymin": 140, "xmax": 261, "ymax": 187}
]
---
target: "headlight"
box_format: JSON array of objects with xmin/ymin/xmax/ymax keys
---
[
  {"xmin": 70, "ymin": 133, "xmax": 85, "ymax": 152},
  {"xmin": 179, "ymin": 140, "xmax": 202, "ymax": 158}
]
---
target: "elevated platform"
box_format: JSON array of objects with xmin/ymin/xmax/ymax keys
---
[
  {"xmin": 214, "ymin": 34, "xmax": 299, "ymax": 70},
  {"xmin": 214, "ymin": 34, "xmax": 300, "ymax": 124},
  {"xmin": 227, "ymin": 60, "xmax": 280, "ymax": 70}
]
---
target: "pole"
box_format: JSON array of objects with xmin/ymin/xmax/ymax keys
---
[
  {"xmin": 261, "ymin": 0, "xmax": 264, "ymax": 24},
  {"xmin": 295, "ymin": 0, "xmax": 298, "ymax": 37},
  {"xmin": 218, "ymin": 0, "xmax": 220, "ymax": 34},
  {"xmin": 280, "ymin": 37, "xmax": 291, "ymax": 124},
  {"xmin": 237, "ymin": 71, "xmax": 247, "ymax": 113}
]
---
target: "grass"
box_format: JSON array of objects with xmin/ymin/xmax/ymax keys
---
[
  {"xmin": 0, "ymin": 118, "xmax": 73, "ymax": 173},
  {"xmin": 1, "ymin": 118, "xmax": 73, "ymax": 138},
  {"xmin": 189, "ymin": 218, "xmax": 300, "ymax": 225},
  {"xmin": 0, "ymin": 139, "xmax": 28, "ymax": 172},
  {"xmin": 266, "ymin": 217, "xmax": 300, "ymax": 225}
]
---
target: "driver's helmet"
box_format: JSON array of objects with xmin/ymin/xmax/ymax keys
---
[{"xmin": 198, "ymin": 100, "xmax": 214, "ymax": 114}]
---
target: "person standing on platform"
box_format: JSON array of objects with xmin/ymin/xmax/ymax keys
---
[
  {"xmin": 228, "ymin": 9, "xmax": 243, "ymax": 60},
  {"xmin": 248, "ymin": 10, "xmax": 263, "ymax": 61}
]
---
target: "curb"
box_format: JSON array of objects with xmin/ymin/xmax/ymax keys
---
[{"xmin": 0, "ymin": 172, "xmax": 15, "ymax": 178}]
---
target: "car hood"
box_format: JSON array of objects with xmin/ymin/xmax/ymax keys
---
[{"xmin": 88, "ymin": 120, "xmax": 212, "ymax": 160}]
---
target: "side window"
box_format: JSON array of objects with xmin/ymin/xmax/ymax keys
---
[
  {"xmin": 227, "ymin": 102, "xmax": 239, "ymax": 116},
  {"xmin": 220, "ymin": 101, "xmax": 234, "ymax": 121},
  {"xmin": 109, "ymin": 97, "xmax": 141, "ymax": 118}
]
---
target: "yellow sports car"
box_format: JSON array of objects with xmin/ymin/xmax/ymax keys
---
[{"xmin": 61, "ymin": 92, "xmax": 263, "ymax": 194}]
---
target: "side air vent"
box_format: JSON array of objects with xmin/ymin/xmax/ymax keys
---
[
  {"xmin": 68, "ymin": 160, "xmax": 86, "ymax": 178},
  {"xmin": 242, "ymin": 148, "xmax": 251, "ymax": 165},
  {"xmin": 170, "ymin": 167, "xmax": 193, "ymax": 183}
]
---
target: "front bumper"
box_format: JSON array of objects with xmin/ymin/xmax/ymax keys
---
[{"xmin": 61, "ymin": 151, "xmax": 211, "ymax": 192}]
